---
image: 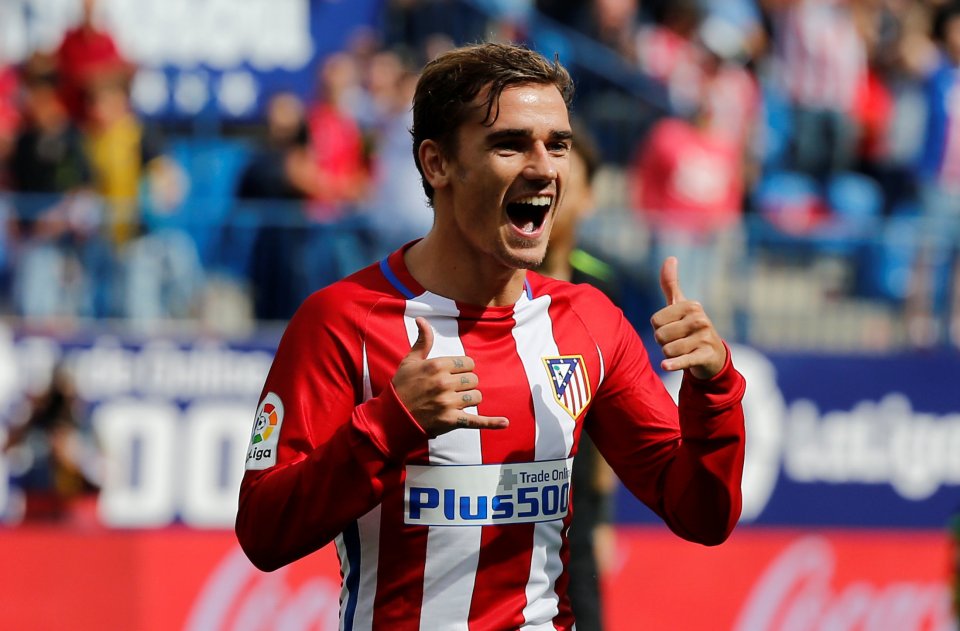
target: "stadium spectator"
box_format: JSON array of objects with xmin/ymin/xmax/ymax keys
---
[
  {"xmin": 844, "ymin": 0, "xmax": 922, "ymax": 214},
  {"xmin": 700, "ymin": 0, "xmax": 767, "ymax": 62},
  {"xmin": 538, "ymin": 120, "xmax": 619, "ymax": 631},
  {"xmin": 54, "ymin": 0, "xmax": 132, "ymax": 125},
  {"xmin": 306, "ymin": 52, "xmax": 370, "ymax": 221},
  {"xmin": 916, "ymin": 1, "xmax": 960, "ymax": 210},
  {"xmin": 83, "ymin": 77, "xmax": 196, "ymax": 321},
  {"xmin": 238, "ymin": 93, "xmax": 315, "ymax": 202},
  {"xmin": 366, "ymin": 63, "xmax": 434, "ymax": 256},
  {"xmin": 698, "ymin": 13, "xmax": 761, "ymax": 153},
  {"xmin": 352, "ymin": 47, "xmax": 409, "ymax": 134},
  {"xmin": 236, "ymin": 42, "xmax": 746, "ymax": 630},
  {"xmin": 586, "ymin": 0, "xmax": 643, "ymax": 58},
  {"xmin": 765, "ymin": 0, "xmax": 867, "ymax": 181},
  {"xmin": 909, "ymin": 0, "xmax": 960, "ymax": 346},
  {"xmin": 84, "ymin": 77, "xmax": 171, "ymax": 245},
  {"xmin": 3, "ymin": 361, "xmax": 100, "ymax": 523},
  {"xmin": 635, "ymin": 0, "xmax": 705, "ymax": 114},
  {"xmin": 0, "ymin": 57, "xmax": 18, "ymax": 190},
  {"xmin": 300, "ymin": 53, "xmax": 376, "ymax": 292},
  {"xmin": 628, "ymin": 105, "xmax": 746, "ymax": 323},
  {"xmin": 8, "ymin": 58, "xmax": 90, "ymax": 200},
  {"xmin": 7, "ymin": 57, "xmax": 101, "ymax": 321},
  {"xmin": 237, "ymin": 92, "xmax": 318, "ymax": 321},
  {"xmin": 382, "ymin": 0, "xmax": 491, "ymax": 55}
]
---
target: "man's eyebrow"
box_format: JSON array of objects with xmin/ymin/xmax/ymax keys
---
[{"xmin": 485, "ymin": 128, "xmax": 574, "ymax": 143}]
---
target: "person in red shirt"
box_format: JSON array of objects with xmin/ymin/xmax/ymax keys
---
[
  {"xmin": 55, "ymin": 0, "xmax": 132, "ymax": 124},
  {"xmin": 632, "ymin": 115, "xmax": 743, "ymax": 235},
  {"xmin": 306, "ymin": 53, "xmax": 369, "ymax": 222},
  {"xmin": 629, "ymin": 48, "xmax": 751, "ymax": 328},
  {"xmin": 236, "ymin": 42, "xmax": 746, "ymax": 630},
  {"xmin": 0, "ymin": 60, "xmax": 19, "ymax": 185}
]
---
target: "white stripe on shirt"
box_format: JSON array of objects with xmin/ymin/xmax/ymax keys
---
[
  {"xmin": 512, "ymin": 294, "xmax": 576, "ymax": 626},
  {"xmin": 406, "ymin": 293, "xmax": 483, "ymax": 631}
]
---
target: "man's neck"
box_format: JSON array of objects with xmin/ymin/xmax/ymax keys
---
[
  {"xmin": 404, "ymin": 234, "xmax": 528, "ymax": 307},
  {"xmin": 538, "ymin": 256, "xmax": 573, "ymax": 282}
]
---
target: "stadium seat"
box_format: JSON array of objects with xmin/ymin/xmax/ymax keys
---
[
  {"xmin": 160, "ymin": 138, "xmax": 251, "ymax": 269},
  {"xmin": 825, "ymin": 171, "xmax": 884, "ymax": 231},
  {"xmin": 751, "ymin": 170, "xmax": 826, "ymax": 236}
]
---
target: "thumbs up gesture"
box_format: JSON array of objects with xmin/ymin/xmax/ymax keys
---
[
  {"xmin": 392, "ymin": 317, "xmax": 510, "ymax": 437},
  {"xmin": 650, "ymin": 257, "xmax": 727, "ymax": 380}
]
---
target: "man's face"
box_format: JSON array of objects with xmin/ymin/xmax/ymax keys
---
[{"xmin": 436, "ymin": 83, "xmax": 572, "ymax": 271}]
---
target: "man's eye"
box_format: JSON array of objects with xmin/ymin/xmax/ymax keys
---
[{"xmin": 549, "ymin": 143, "xmax": 571, "ymax": 153}]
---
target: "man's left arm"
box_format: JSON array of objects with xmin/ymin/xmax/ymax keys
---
[{"xmin": 584, "ymin": 257, "xmax": 746, "ymax": 545}]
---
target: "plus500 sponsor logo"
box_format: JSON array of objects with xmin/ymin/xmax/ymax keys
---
[{"xmin": 404, "ymin": 460, "xmax": 572, "ymax": 526}]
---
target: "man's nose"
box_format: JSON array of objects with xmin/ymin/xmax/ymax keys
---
[{"xmin": 523, "ymin": 142, "xmax": 558, "ymax": 181}]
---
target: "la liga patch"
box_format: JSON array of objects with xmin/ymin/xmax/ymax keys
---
[{"xmin": 246, "ymin": 392, "xmax": 284, "ymax": 470}]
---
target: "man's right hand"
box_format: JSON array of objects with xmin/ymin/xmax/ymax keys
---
[{"xmin": 392, "ymin": 317, "xmax": 510, "ymax": 437}]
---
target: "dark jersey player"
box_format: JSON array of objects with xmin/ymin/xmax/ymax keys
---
[{"xmin": 236, "ymin": 42, "xmax": 746, "ymax": 630}]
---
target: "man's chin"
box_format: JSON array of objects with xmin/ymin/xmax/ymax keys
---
[
  {"xmin": 498, "ymin": 226, "xmax": 551, "ymax": 267},
  {"xmin": 501, "ymin": 243, "xmax": 547, "ymax": 270}
]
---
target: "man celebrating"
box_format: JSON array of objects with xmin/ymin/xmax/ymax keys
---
[{"xmin": 236, "ymin": 42, "xmax": 746, "ymax": 630}]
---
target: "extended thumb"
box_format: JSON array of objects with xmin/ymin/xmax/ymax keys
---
[
  {"xmin": 659, "ymin": 256, "xmax": 686, "ymax": 306},
  {"xmin": 408, "ymin": 317, "xmax": 434, "ymax": 359}
]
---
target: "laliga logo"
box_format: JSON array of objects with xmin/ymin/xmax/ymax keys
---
[
  {"xmin": 252, "ymin": 403, "xmax": 279, "ymax": 444},
  {"xmin": 247, "ymin": 393, "xmax": 284, "ymax": 468},
  {"xmin": 662, "ymin": 344, "xmax": 786, "ymax": 522}
]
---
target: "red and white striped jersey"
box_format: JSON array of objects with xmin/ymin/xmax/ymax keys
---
[
  {"xmin": 236, "ymin": 245, "xmax": 746, "ymax": 630},
  {"xmin": 774, "ymin": 0, "xmax": 865, "ymax": 112}
]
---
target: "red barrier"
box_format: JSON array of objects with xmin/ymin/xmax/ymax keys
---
[
  {"xmin": 603, "ymin": 527, "xmax": 956, "ymax": 631},
  {"xmin": 0, "ymin": 525, "xmax": 953, "ymax": 630}
]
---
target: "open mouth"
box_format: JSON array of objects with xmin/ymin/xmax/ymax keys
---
[{"xmin": 506, "ymin": 195, "xmax": 552, "ymax": 234}]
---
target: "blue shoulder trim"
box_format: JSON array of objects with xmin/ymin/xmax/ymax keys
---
[{"xmin": 380, "ymin": 257, "xmax": 415, "ymax": 299}]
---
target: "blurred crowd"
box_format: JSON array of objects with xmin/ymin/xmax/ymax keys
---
[
  {"xmin": 538, "ymin": 0, "xmax": 960, "ymax": 347},
  {"xmin": 0, "ymin": 0, "xmax": 959, "ymax": 347}
]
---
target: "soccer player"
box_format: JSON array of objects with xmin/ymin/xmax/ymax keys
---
[{"xmin": 236, "ymin": 42, "xmax": 746, "ymax": 630}]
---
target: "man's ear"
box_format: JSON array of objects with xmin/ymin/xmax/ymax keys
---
[{"xmin": 419, "ymin": 139, "xmax": 450, "ymax": 192}]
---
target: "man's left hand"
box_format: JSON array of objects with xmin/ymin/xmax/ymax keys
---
[{"xmin": 650, "ymin": 256, "xmax": 727, "ymax": 380}]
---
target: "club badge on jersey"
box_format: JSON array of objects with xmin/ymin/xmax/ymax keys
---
[
  {"xmin": 542, "ymin": 355, "xmax": 591, "ymax": 419},
  {"xmin": 245, "ymin": 392, "xmax": 285, "ymax": 470}
]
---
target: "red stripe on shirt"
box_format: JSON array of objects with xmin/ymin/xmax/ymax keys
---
[{"xmin": 463, "ymin": 309, "xmax": 538, "ymax": 628}]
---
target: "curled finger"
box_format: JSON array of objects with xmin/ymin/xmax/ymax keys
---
[
  {"xmin": 452, "ymin": 372, "xmax": 478, "ymax": 391},
  {"xmin": 452, "ymin": 389, "xmax": 483, "ymax": 408},
  {"xmin": 447, "ymin": 356, "xmax": 476, "ymax": 374}
]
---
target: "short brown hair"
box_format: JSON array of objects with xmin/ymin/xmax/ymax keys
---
[{"xmin": 411, "ymin": 42, "xmax": 575, "ymax": 204}]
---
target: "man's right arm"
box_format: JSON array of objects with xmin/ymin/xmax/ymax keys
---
[{"xmin": 235, "ymin": 292, "xmax": 427, "ymax": 572}]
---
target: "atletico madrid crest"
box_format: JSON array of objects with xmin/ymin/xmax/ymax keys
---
[{"xmin": 542, "ymin": 355, "xmax": 591, "ymax": 419}]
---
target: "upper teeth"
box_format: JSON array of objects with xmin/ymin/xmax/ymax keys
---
[{"xmin": 513, "ymin": 195, "xmax": 552, "ymax": 206}]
